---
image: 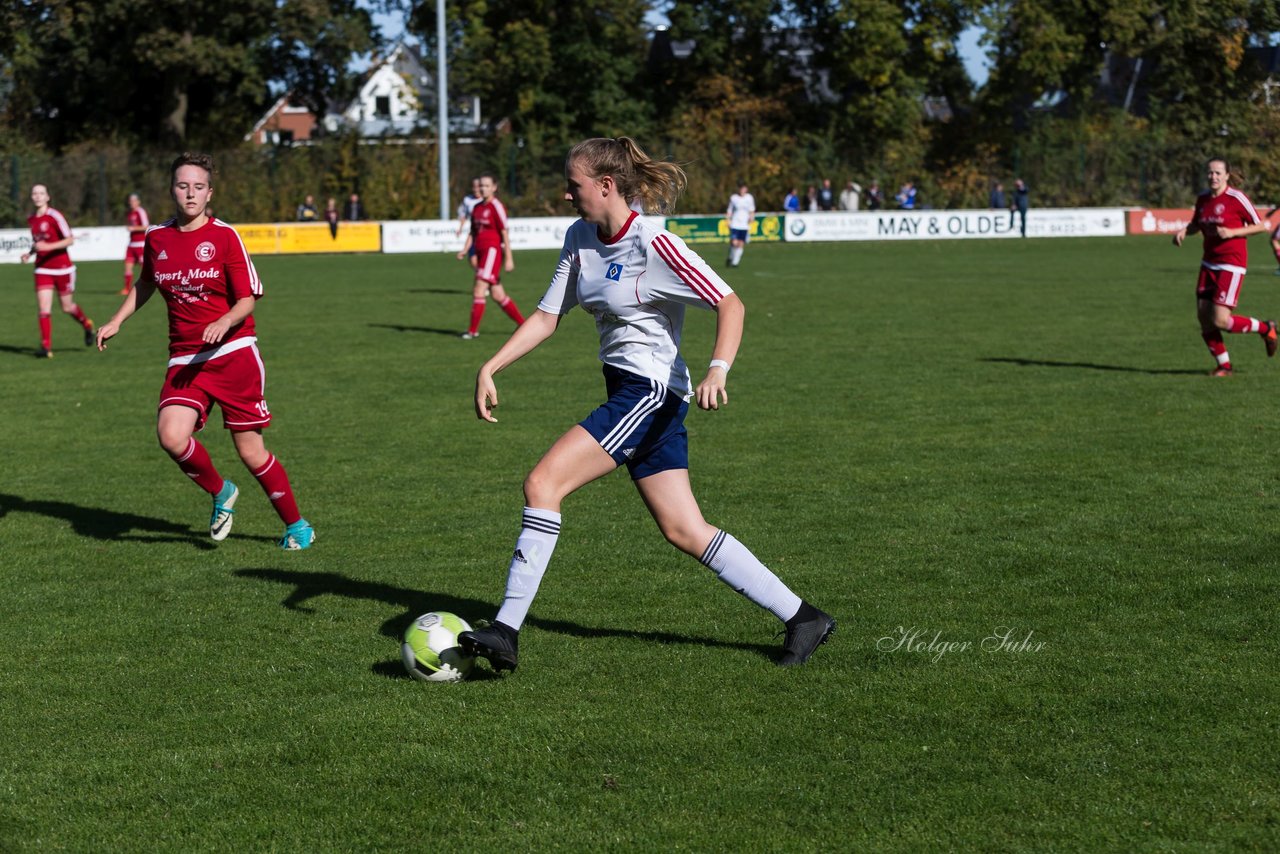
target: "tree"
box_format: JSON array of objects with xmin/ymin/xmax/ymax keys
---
[{"xmin": 1, "ymin": 0, "xmax": 374, "ymax": 148}]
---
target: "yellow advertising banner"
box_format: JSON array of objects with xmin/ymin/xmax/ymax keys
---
[{"xmin": 235, "ymin": 223, "xmax": 382, "ymax": 255}]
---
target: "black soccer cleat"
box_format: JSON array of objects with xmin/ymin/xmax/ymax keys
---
[
  {"xmin": 83, "ymin": 321, "xmax": 95, "ymax": 347},
  {"xmin": 458, "ymin": 621, "xmax": 519, "ymax": 672},
  {"xmin": 778, "ymin": 603, "xmax": 836, "ymax": 667},
  {"xmin": 36, "ymin": 347, "xmax": 53, "ymax": 359}
]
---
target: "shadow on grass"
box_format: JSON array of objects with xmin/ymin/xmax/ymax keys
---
[
  {"xmin": 0, "ymin": 492, "xmax": 276, "ymax": 548},
  {"xmin": 982, "ymin": 357, "xmax": 1205, "ymax": 376},
  {"xmin": 406, "ymin": 288, "xmax": 468, "ymax": 295},
  {"xmin": 369, "ymin": 323, "xmax": 462, "ymax": 337},
  {"xmin": 0, "ymin": 343, "xmax": 47, "ymax": 357},
  {"xmin": 234, "ymin": 568, "xmax": 778, "ymax": 676}
]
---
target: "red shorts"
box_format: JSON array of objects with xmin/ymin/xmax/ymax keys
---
[
  {"xmin": 1196, "ymin": 264, "xmax": 1245, "ymax": 308},
  {"xmin": 34, "ymin": 267, "xmax": 76, "ymax": 294},
  {"xmin": 125, "ymin": 244, "xmax": 144, "ymax": 264},
  {"xmin": 158, "ymin": 341, "xmax": 272, "ymax": 432},
  {"xmin": 475, "ymin": 245, "xmax": 503, "ymax": 286}
]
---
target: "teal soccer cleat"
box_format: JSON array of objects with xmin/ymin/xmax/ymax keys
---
[
  {"xmin": 210, "ymin": 481, "xmax": 238, "ymax": 541},
  {"xmin": 280, "ymin": 519, "xmax": 315, "ymax": 550}
]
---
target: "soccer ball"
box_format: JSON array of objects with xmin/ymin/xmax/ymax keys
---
[{"xmin": 401, "ymin": 612, "xmax": 475, "ymax": 683}]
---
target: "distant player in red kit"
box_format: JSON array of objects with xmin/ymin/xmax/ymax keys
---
[
  {"xmin": 121, "ymin": 193, "xmax": 149, "ymax": 295},
  {"xmin": 1173, "ymin": 158, "xmax": 1275, "ymax": 376},
  {"xmin": 19, "ymin": 184, "xmax": 95, "ymax": 358},
  {"xmin": 96, "ymin": 153, "xmax": 314, "ymax": 550},
  {"xmin": 457, "ymin": 172, "xmax": 524, "ymax": 339}
]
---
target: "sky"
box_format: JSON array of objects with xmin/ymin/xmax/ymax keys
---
[{"xmin": 364, "ymin": 4, "xmax": 993, "ymax": 88}]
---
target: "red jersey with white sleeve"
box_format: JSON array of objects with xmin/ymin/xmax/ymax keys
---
[
  {"xmin": 28, "ymin": 207, "xmax": 74, "ymax": 272},
  {"xmin": 1193, "ymin": 187, "xmax": 1260, "ymax": 271},
  {"xmin": 470, "ymin": 198, "xmax": 508, "ymax": 250},
  {"xmin": 140, "ymin": 217, "xmax": 262, "ymax": 361},
  {"xmin": 126, "ymin": 206, "xmax": 150, "ymax": 249}
]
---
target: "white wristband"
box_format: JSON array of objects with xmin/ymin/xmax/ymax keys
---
[{"xmin": 709, "ymin": 359, "xmax": 731, "ymax": 373}]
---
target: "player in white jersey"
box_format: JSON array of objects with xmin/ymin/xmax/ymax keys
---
[
  {"xmin": 725, "ymin": 183, "xmax": 755, "ymax": 267},
  {"xmin": 458, "ymin": 137, "xmax": 834, "ymax": 674},
  {"xmin": 455, "ymin": 177, "xmax": 482, "ymax": 267}
]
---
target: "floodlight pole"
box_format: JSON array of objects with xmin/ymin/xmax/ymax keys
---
[{"xmin": 437, "ymin": 0, "xmax": 450, "ymax": 220}]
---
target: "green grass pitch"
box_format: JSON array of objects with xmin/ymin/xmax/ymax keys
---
[{"xmin": 2, "ymin": 235, "xmax": 1279, "ymax": 850}]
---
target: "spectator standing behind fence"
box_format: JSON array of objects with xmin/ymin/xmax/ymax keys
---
[
  {"xmin": 895, "ymin": 182, "xmax": 917, "ymax": 210},
  {"xmin": 817, "ymin": 179, "xmax": 835, "ymax": 211},
  {"xmin": 324, "ymin": 197, "xmax": 339, "ymax": 239},
  {"xmin": 806, "ymin": 185, "xmax": 819, "ymax": 211},
  {"xmin": 343, "ymin": 193, "xmax": 365, "ymax": 221},
  {"xmin": 296, "ymin": 195, "xmax": 318, "ymax": 222},
  {"xmin": 866, "ymin": 182, "xmax": 884, "ymax": 211},
  {"xmin": 783, "ymin": 187, "xmax": 800, "ymax": 213},
  {"xmin": 989, "ymin": 182, "xmax": 1006, "ymax": 210},
  {"xmin": 839, "ymin": 181, "xmax": 862, "ymax": 212},
  {"xmin": 1010, "ymin": 179, "xmax": 1028, "ymax": 237}
]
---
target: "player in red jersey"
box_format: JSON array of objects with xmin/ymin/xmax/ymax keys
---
[
  {"xmin": 456, "ymin": 172, "xmax": 524, "ymax": 339},
  {"xmin": 18, "ymin": 184, "xmax": 95, "ymax": 358},
  {"xmin": 121, "ymin": 193, "xmax": 149, "ymax": 295},
  {"xmin": 1173, "ymin": 158, "xmax": 1276, "ymax": 376},
  {"xmin": 96, "ymin": 153, "xmax": 314, "ymax": 550}
]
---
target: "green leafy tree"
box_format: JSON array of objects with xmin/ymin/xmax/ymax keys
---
[{"xmin": 2, "ymin": 0, "xmax": 374, "ymax": 148}]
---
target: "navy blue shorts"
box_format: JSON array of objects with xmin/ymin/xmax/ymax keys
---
[
  {"xmin": 730, "ymin": 228, "xmax": 749, "ymax": 243},
  {"xmin": 579, "ymin": 365, "xmax": 689, "ymax": 480}
]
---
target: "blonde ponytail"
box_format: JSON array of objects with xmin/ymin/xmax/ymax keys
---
[{"xmin": 567, "ymin": 137, "xmax": 686, "ymax": 214}]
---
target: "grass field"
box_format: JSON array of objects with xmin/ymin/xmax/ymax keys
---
[{"xmin": 3, "ymin": 235, "xmax": 1279, "ymax": 851}]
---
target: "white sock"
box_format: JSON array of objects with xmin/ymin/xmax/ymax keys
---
[
  {"xmin": 730, "ymin": 246, "xmax": 744, "ymax": 265},
  {"xmin": 494, "ymin": 507, "xmax": 561, "ymax": 630},
  {"xmin": 699, "ymin": 530, "xmax": 802, "ymax": 622}
]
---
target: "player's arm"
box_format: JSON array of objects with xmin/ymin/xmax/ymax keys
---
[
  {"xmin": 202, "ymin": 295, "xmax": 256, "ymax": 344},
  {"xmin": 1216, "ymin": 221, "xmax": 1270, "ymax": 240},
  {"xmin": 474, "ymin": 309, "xmax": 562, "ymax": 422},
  {"xmin": 696, "ymin": 292, "xmax": 744, "ymax": 412},
  {"xmin": 457, "ymin": 231, "xmax": 473, "ymax": 260},
  {"xmin": 501, "ymin": 226, "xmax": 514, "ymax": 272},
  {"xmin": 96, "ymin": 278, "xmax": 157, "ymax": 350},
  {"xmin": 33, "ymin": 235, "xmax": 74, "ymax": 254}
]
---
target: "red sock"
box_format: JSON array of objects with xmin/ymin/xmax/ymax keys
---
[
  {"xmin": 468, "ymin": 299, "xmax": 486, "ymax": 334},
  {"xmin": 38, "ymin": 314, "xmax": 51, "ymax": 349},
  {"xmin": 1228, "ymin": 316, "xmax": 1261, "ymax": 334},
  {"xmin": 1202, "ymin": 331, "xmax": 1231, "ymax": 368},
  {"xmin": 67, "ymin": 304, "xmax": 91, "ymax": 329},
  {"xmin": 498, "ymin": 297, "xmax": 525, "ymax": 325},
  {"xmin": 251, "ymin": 453, "xmax": 301, "ymax": 526},
  {"xmin": 123, "ymin": 272, "xmax": 132, "ymax": 292},
  {"xmin": 174, "ymin": 438, "xmax": 225, "ymax": 495}
]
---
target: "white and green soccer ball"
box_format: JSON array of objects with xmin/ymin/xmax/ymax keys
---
[{"xmin": 401, "ymin": 611, "xmax": 475, "ymax": 683}]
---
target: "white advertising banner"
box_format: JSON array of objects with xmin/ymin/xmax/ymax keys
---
[
  {"xmin": 381, "ymin": 219, "xmax": 463, "ymax": 254},
  {"xmin": 0, "ymin": 225, "xmax": 130, "ymax": 264},
  {"xmin": 783, "ymin": 208, "xmax": 1127, "ymax": 242},
  {"xmin": 382, "ymin": 215, "xmax": 666, "ymax": 254}
]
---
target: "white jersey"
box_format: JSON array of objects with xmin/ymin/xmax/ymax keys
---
[
  {"xmin": 538, "ymin": 212, "xmax": 733, "ymax": 398},
  {"xmin": 457, "ymin": 194, "xmax": 482, "ymax": 219},
  {"xmin": 727, "ymin": 193, "xmax": 756, "ymax": 230}
]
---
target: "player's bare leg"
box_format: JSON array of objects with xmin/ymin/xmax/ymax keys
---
[
  {"xmin": 34, "ymin": 288, "xmax": 54, "ymax": 357},
  {"xmin": 460, "ymin": 427, "xmax": 616, "ymax": 672},
  {"xmin": 231, "ymin": 429, "xmax": 313, "ymax": 550},
  {"xmin": 489, "ymin": 283, "xmax": 525, "ymax": 327},
  {"xmin": 157, "ymin": 405, "xmax": 238, "ymax": 539},
  {"xmin": 635, "ymin": 468, "xmax": 835, "ymax": 666},
  {"xmin": 58, "ymin": 291, "xmax": 94, "ymax": 346}
]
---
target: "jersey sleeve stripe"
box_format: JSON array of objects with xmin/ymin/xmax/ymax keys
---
[
  {"xmin": 1228, "ymin": 188, "xmax": 1261, "ymax": 224},
  {"xmin": 493, "ymin": 199, "xmax": 508, "ymax": 230},
  {"xmin": 49, "ymin": 208, "xmax": 72, "ymax": 238},
  {"xmin": 652, "ymin": 234, "xmax": 723, "ymax": 304},
  {"xmin": 214, "ymin": 219, "xmax": 263, "ymax": 295}
]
